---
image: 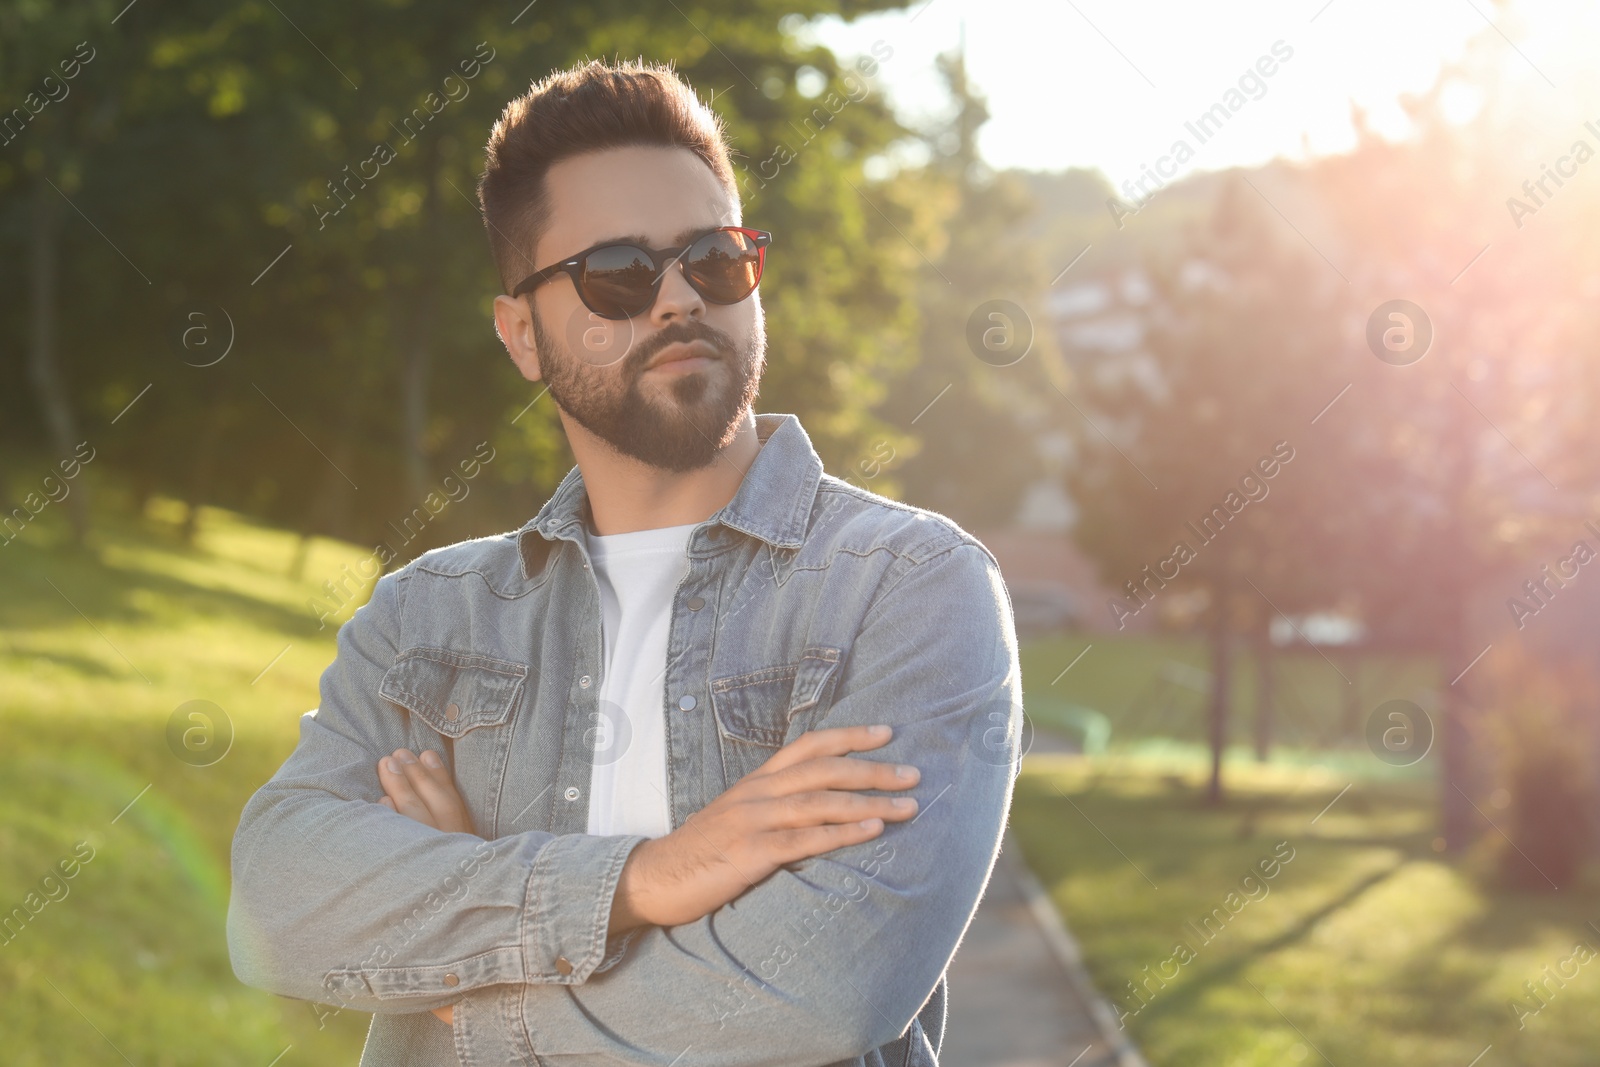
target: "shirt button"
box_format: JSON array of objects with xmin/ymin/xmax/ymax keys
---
[
  {"xmin": 579, "ymin": 675, "xmax": 592, "ymax": 689},
  {"xmin": 678, "ymin": 694, "xmax": 697, "ymax": 712},
  {"xmin": 444, "ymin": 702, "xmax": 460, "ymax": 722},
  {"xmin": 443, "ymin": 972, "xmax": 460, "ymax": 987},
  {"xmin": 555, "ymin": 956, "xmax": 574, "ymax": 976},
  {"xmin": 564, "ymin": 786, "xmax": 580, "ymax": 801},
  {"xmin": 686, "ymin": 596, "xmax": 705, "ymax": 611}
]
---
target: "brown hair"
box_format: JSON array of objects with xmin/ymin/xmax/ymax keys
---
[{"xmin": 477, "ymin": 58, "xmax": 738, "ymax": 294}]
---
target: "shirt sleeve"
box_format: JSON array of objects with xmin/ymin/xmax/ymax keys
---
[
  {"xmin": 226, "ymin": 568, "xmax": 649, "ymax": 1020},
  {"xmin": 452, "ymin": 540, "xmax": 1023, "ymax": 1066}
]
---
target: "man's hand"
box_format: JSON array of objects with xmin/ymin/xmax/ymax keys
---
[
  {"xmin": 375, "ymin": 748, "xmax": 470, "ymax": 1026},
  {"xmin": 609, "ymin": 723, "xmax": 919, "ymax": 934},
  {"xmin": 377, "ymin": 748, "xmax": 475, "ymax": 835}
]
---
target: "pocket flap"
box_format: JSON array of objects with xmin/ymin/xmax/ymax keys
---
[
  {"xmin": 379, "ymin": 647, "xmax": 527, "ymax": 739},
  {"xmin": 789, "ymin": 646, "xmax": 843, "ymax": 713},
  {"xmin": 711, "ymin": 645, "xmax": 842, "ymax": 746}
]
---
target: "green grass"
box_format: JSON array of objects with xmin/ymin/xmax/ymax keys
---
[
  {"xmin": 1011, "ymin": 754, "xmax": 1600, "ymax": 1067},
  {"xmin": 0, "ymin": 489, "xmax": 376, "ymax": 1065}
]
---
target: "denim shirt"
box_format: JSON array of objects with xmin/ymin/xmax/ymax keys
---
[{"xmin": 227, "ymin": 412, "xmax": 1024, "ymax": 1067}]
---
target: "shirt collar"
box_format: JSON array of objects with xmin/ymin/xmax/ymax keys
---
[{"xmin": 517, "ymin": 413, "xmax": 823, "ymax": 578}]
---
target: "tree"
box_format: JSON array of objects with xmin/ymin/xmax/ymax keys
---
[
  {"xmin": 874, "ymin": 42, "xmax": 1063, "ymax": 528},
  {"xmin": 0, "ymin": 1, "xmax": 932, "ymax": 569},
  {"xmin": 1065, "ymin": 171, "xmax": 1352, "ymax": 803},
  {"xmin": 1300, "ymin": 28, "xmax": 1600, "ymax": 847},
  {"xmin": 1, "ymin": 3, "xmax": 135, "ymax": 545}
]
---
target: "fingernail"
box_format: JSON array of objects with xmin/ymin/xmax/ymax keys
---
[
  {"xmin": 384, "ymin": 758, "xmax": 398, "ymax": 774},
  {"xmin": 892, "ymin": 797, "xmax": 918, "ymax": 810},
  {"xmin": 870, "ymin": 724, "xmax": 891, "ymax": 737},
  {"xmin": 421, "ymin": 751, "xmax": 442, "ymax": 768},
  {"xmin": 896, "ymin": 764, "xmax": 919, "ymax": 780},
  {"xmin": 859, "ymin": 817, "xmax": 883, "ymax": 830},
  {"xmin": 398, "ymin": 751, "xmax": 418, "ymax": 764}
]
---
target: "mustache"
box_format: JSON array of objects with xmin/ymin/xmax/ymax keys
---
[{"xmin": 629, "ymin": 320, "xmax": 735, "ymax": 374}]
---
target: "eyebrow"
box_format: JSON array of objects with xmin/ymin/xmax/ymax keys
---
[{"xmin": 588, "ymin": 224, "xmax": 723, "ymax": 251}]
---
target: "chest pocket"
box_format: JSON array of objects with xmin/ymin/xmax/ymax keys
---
[
  {"xmin": 379, "ymin": 646, "xmax": 527, "ymax": 738},
  {"xmin": 710, "ymin": 645, "xmax": 843, "ymax": 782}
]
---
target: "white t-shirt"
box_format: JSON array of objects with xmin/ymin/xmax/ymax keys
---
[{"xmin": 581, "ymin": 520, "xmax": 697, "ymax": 839}]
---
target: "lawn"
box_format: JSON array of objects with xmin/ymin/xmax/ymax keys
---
[
  {"xmin": 0, "ymin": 490, "xmax": 376, "ymax": 1066},
  {"xmin": 1010, "ymin": 754, "xmax": 1600, "ymax": 1067}
]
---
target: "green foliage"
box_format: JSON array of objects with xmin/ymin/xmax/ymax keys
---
[{"xmin": 1065, "ymin": 172, "xmax": 1352, "ymax": 626}]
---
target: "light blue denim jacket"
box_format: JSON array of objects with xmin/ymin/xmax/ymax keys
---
[{"xmin": 228, "ymin": 412, "xmax": 1023, "ymax": 1066}]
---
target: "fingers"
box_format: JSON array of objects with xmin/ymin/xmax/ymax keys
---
[
  {"xmin": 738, "ymin": 727, "xmax": 920, "ymax": 839},
  {"xmin": 758, "ymin": 787, "xmax": 918, "ymax": 831},
  {"xmin": 756, "ymin": 723, "xmax": 894, "ymax": 776},
  {"xmin": 763, "ymin": 819, "xmax": 890, "ymax": 867},
  {"xmin": 377, "ymin": 749, "xmax": 475, "ymax": 834},
  {"xmin": 752, "ymin": 753, "xmax": 920, "ymax": 800},
  {"xmin": 400, "ymin": 749, "xmax": 474, "ymax": 834},
  {"xmin": 378, "ymin": 751, "xmax": 436, "ymax": 825},
  {"xmin": 738, "ymin": 734, "xmax": 921, "ymax": 839}
]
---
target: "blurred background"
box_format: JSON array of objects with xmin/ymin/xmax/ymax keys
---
[{"xmin": 3, "ymin": 1, "xmax": 1599, "ymax": 1064}]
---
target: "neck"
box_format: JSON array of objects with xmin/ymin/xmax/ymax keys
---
[{"xmin": 566, "ymin": 410, "xmax": 762, "ymax": 536}]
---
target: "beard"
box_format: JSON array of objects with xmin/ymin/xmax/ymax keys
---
[{"xmin": 532, "ymin": 305, "xmax": 765, "ymax": 473}]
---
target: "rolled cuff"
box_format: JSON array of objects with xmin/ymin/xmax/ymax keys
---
[
  {"xmin": 595, "ymin": 925, "xmax": 644, "ymax": 975},
  {"xmin": 522, "ymin": 832, "xmax": 648, "ymax": 984}
]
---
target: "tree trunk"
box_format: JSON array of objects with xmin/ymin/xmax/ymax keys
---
[
  {"xmin": 1438, "ymin": 358, "xmax": 1482, "ymax": 852},
  {"xmin": 1206, "ymin": 582, "xmax": 1233, "ymax": 804},
  {"xmin": 288, "ymin": 532, "xmax": 313, "ymax": 581},
  {"xmin": 179, "ymin": 388, "xmax": 227, "ymax": 545},
  {"xmin": 27, "ymin": 168, "xmax": 90, "ymax": 545},
  {"xmin": 401, "ymin": 135, "xmax": 442, "ymax": 505},
  {"xmin": 1341, "ymin": 649, "xmax": 1363, "ymax": 744},
  {"xmin": 1253, "ymin": 628, "xmax": 1274, "ymax": 762},
  {"xmin": 1439, "ymin": 595, "xmax": 1482, "ymax": 851},
  {"xmin": 294, "ymin": 435, "xmax": 358, "ymax": 567}
]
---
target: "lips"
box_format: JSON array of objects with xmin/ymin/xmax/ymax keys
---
[{"xmin": 645, "ymin": 339, "xmax": 718, "ymax": 371}]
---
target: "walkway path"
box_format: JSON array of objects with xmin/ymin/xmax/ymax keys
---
[{"xmin": 940, "ymin": 733, "xmax": 1150, "ymax": 1067}]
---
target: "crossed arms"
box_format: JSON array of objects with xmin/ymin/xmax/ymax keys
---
[{"xmin": 227, "ymin": 542, "xmax": 1021, "ymax": 1065}]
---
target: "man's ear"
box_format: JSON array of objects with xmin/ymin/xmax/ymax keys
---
[{"xmin": 493, "ymin": 293, "xmax": 543, "ymax": 383}]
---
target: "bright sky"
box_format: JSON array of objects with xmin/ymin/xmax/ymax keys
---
[{"xmin": 808, "ymin": 0, "xmax": 1600, "ymax": 188}]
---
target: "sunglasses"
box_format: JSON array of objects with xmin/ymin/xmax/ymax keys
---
[{"xmin": 511, "ymin": 226, "xmax": 773, "ymax": 320}]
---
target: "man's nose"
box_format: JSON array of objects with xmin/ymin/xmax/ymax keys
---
[{"xmin": 648, "ymin": 256, "xmax": 706, "ymax": 325}]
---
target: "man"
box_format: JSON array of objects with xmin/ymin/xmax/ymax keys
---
[{"xmin": 228, "ymin": 58, "xmax": 1022, "ymax": 1067}]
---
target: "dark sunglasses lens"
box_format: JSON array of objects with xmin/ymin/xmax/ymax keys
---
[
  {"xmin": 580, "ymin": 244, "xmax": 657, "ymax": 318},
  {"xmin": 685, "ymin": 230, "xmax": 763, "ymax": 303}
]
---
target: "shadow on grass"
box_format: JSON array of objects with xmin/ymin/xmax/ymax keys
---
[
  {"xmin": 10, "ymin": 647, "xmax": 123, "ymax": 678},
  {"xmin": 0, "ymin": 523, "xmax": 325, "ymax": 640},
  {"xmin": 1132, "ymin": 858, "xmax": 1410, "ymax": 1025},
  {"xmin": 1448, "ymin": 876, "xmax": 1600, "ymax": 953}
]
